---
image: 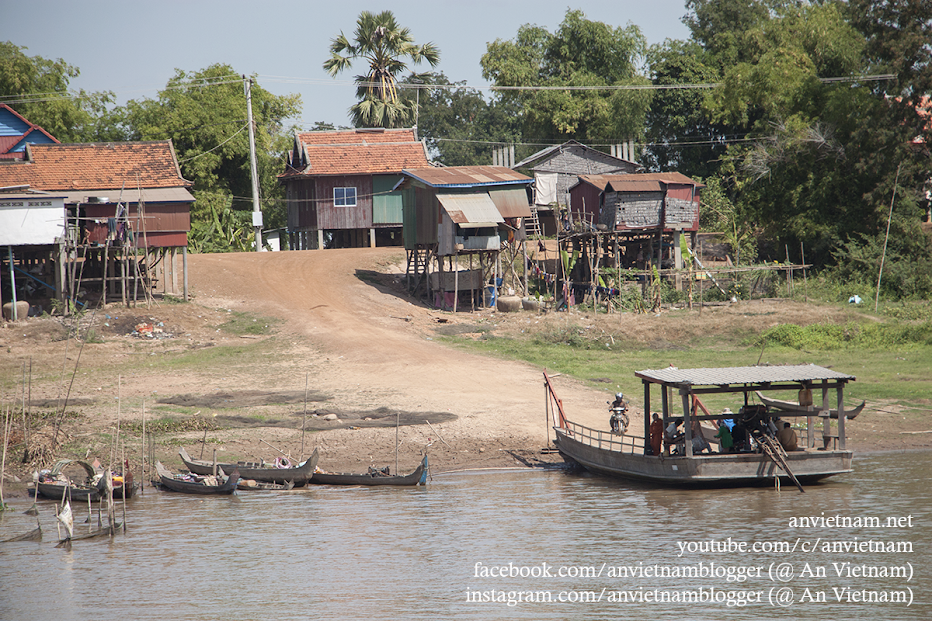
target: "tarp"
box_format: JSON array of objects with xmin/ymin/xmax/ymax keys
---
[
  {"xmin": 489, "ymin": 188, "xmax": 532, "ymax": 218},
  {"xmin": 437, "ymin": 193, "xmax": 504, "ymax": 228}
]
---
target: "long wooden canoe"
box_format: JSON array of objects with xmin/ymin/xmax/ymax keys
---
[
  {"xmin": 179, "ymin": 447, "xmax": 318, "ymax": 486},
  {"xmin": 309, "ymin": 455, "xmax": 428, "ymax": 486},
  {"xmin": 153, "ymin": 462, "xmax": 239, "ymax": 495},
  {"xmin": 755, "ymin": 391, "xmax": 865, "ymax": 419}
]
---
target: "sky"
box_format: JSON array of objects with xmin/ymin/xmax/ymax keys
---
[{"xmin": 2, "ymin": 0, "xmax": 692, "ymax": 129}]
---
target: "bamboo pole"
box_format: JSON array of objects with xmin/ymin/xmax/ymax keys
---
[
  {"xmin": 140, "ymin": 399, "xmax": 146, "ymax": 496},
  {"xmin": 875, "ymin": 164, "xmax": 901, "ymax": 312},
  {"xmin": 301, "ymin": 373, "xmax": 308, "ymax": 461},
  {"xmin": 1, "ymin": 404, "xmax": 11, "ymax": 509},
  {"xmin": 395, "ymin": 411, "xmax": 400, "ymax": 476}
]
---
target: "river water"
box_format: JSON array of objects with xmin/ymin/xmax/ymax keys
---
[{"xmin": 0, "ymin": 451, "xmax": 928, "ymax": 620}]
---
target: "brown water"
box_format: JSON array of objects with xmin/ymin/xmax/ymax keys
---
[{"xmin": 0, "ymin": 451, "xmax": 929, "ymax": 620}]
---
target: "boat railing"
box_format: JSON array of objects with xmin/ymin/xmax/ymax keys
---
[{"xmin": 558, "ymin": 419, "xmax": 642, "ymax": 454}]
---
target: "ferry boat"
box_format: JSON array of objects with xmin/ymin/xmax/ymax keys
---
[{"xmin": 547, "ymin": 365, "xmax": 857, "ymax": 488}]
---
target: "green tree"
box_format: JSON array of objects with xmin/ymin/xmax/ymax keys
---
[
  {"xmin": 120, "ymin": 64, "xmax": 301, "ymax": 248},
  {"xmin": 324, "ymin": 10, "xmax": 440, "ymax": 128},
  {"xmin": 0, "ymin": 41, "xmax": 119, "ymax": 142},
  {"xmin": 643, "ymin": 39, "xmax": 724, "ymax": 177},
  {"xmin": 399, "ymin": 72, "xmax": 522, "ymax": 166},
  {"xmin": 481, "ymin": 9, "xmax": 651, "ymax": 146}
]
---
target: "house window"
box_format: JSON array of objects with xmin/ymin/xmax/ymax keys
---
[{"xmin": 334, "ymin": 187, "xmax": 357, "ymax": 207}]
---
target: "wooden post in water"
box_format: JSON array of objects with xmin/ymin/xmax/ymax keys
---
[
  {"xmin": 301, "ymin": 373, "xmax": 309, "ymax": 461},
  {"xmin": 121, "ymin": 444, "xmax": 127, "ymax": 532},
  {"xmin": 141, "ymin": 399, "xmax": 146, "ymax": 495},
  {"xmin": 395, "ymin": 411, "xmax": 399, "ymax": 476}
]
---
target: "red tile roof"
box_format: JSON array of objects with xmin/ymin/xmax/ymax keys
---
[
  {"xmin": 0, "ymin": 141, "xmax": 190, "ymax": 191},
  {"xmin": 282, "ymin": 128, "xmax": 430, "ymax": 177}
]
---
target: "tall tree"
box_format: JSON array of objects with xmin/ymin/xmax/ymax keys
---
[
  {"xmin": 324, "ymin": 10, "xmax": 440, "ymax": 128},
  {"xmin": 643, "ymin": 39, "xmax": 724, "ymax": 177},
  {"xmin": 481, "ymin": 9, "xmax": 651, "ymax": 147},
  {"xmin": 0, "ymin": 41, "xmax": 119, "ymax": 142},
  {"xmin": 399, "ymin": 72, "xmax": 522, "ymax": 166},
  {"xmin": 120, "ymin": 64, "xmax": 301, "ymax": 246}
]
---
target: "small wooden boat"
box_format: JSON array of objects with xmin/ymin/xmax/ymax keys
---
[
  {"xmin": 34, "ymin": 460, "xmax": 137, "ymax": 501},
  {"xmin": 309, "ymin": 455, "xmax": 428, "ymax": 486},
  {"xmin": 236, "ymin": 479, "xmax": 295, "ymax": 491},
  {"xmin": 755, "ymin": 391, "xmax": 865, "ymax": 419},
  {"xmin": 153, "ymin": 462, "xmax": 239, "ymax": 495},
  {"xmin": 34, "ymin": 460, "xmax": 100, "ymax": 502},
  {"xmin": 179, "ymin": 447, "xmax": 318, "ymax": 486}
]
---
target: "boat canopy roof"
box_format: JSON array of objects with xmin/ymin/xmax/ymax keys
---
[{"xmin": 635, "ymin": 364, "xmax": 855, "ymax": 390}]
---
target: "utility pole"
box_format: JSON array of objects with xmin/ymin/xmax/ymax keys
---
[{"xmin": 244, "ymin": 75, "xmax": 262, "ymax": 252}]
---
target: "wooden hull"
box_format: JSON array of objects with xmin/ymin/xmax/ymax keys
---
[
  {"xmin": 154, "ymin": 464, "xmax": 240, "ymax": 495},
  {"xmin": 309, "ymin": 456, "xmax": 428, "ymax": 486},
  {"xmin": 35, "ymin": 482, "xmax": 100, "ymax": 502},
  {"xmin": 179, "ymin": 448, "xmax": 318, "ymax": 486},
  {"xmin": 555, "ymin": 427, "xmax": 852, "ymax": 487}
]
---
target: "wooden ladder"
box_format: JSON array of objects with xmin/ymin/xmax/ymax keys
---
[
  {"xmin": 759, "ymin": 434, "xmax": 804, "ymax": 492},
  {"xmin": 525, "ymin": 207, "xmax": 542, "ymax": 238}
]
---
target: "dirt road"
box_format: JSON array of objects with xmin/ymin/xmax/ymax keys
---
[{"xmin": 183, "ymin": 248, "xmax": 607, "ymax": 470}]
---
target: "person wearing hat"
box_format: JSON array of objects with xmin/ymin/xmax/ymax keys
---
[
  {"xmin": 714, "ymin": 422, "xmax": 734, "ymax": 453},
  {"xmin": 719, "ymin": 408, "xmax": 735, "ymax": 431}
]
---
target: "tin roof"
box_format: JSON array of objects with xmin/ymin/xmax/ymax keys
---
[
  {"xmin": 635, "ymin": 365, "xmax": 855, "ymax": 387},
  {"xmin": 573, "ymin": 172, "xmax": 705, "ymax": 194},
  {"xmin": 403, "ymin": 166, "xmax": 532, "ymax": 188},
  {"xmin": 488, "ymin": 188, "xmax": 532, "ymax": 218},
  {"xmin": 437, "ymin": 193, "xmax": 504, "ymax": 226}
]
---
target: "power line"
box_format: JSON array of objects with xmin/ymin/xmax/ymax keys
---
[{"xmin": 177, "ymin": 123, "xmax": 249, "ymax": 163}]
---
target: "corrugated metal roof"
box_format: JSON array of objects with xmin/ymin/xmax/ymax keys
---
[
  {"xmin": 403, "ymin": 166, "xmax": 531, "ymax": 188},
  {"xmin": 605, "ymin": 178, "xmax": 664, "ymax": 192},
  {"xmin": 635, "ymin": 365, "xmax": 855, "ymax": 387},
  {"xmin": 575, "ymin": 172, "xmax": 705, "ymax": 194},
  {"xmin": 489, "ymin": 188, "xmax": 531, "ymax": 218},
  {"xmin": 53, "ymin": 187, "xmax": 194, "ymax": 204},
  {"xmin": 437, "ymin": 193, "xmax": 504, "ymax": 226}
]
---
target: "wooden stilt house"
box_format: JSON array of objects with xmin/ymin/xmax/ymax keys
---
[{"xmin": 398, "ymin": 166, "xmax": 533, "ymax": 310}]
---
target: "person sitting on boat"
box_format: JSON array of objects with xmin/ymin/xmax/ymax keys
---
[
  {"xmin": 664, "ymin": 419, "xmax": 684, "ymax": 454},
  {"xmin": 777, "ymin": 422, "xmax": 799, "ymax": 452},
  {"xmin": 731, "ymin": 422, "xmax": 749, "ymax": 452},
  {"xmin": 690, "ymin": 418, "xmax": 711, "ymax": 454},
  {"xmin": 649, "ymin": 413, "xmax": 664, "ymax": 456},
  {"xmin": 714, "ymin": 423, "xmax": 734, "ymax": 453}
]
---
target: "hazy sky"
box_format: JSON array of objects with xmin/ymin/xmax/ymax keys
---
[{"xmin": 2, "ymin": 1, "xmax": 692, "ymax": 128}]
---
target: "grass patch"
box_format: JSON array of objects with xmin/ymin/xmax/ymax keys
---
[
  {"xmin": 125, "ymin": 415, "xmax": 222, "ymax": 435},
  {"xmin": 218, "ymin": 310, "xmax": 279, "ymax": 336},
  {"xmin": 752, "ymin": 321, "xmax": 932, "ymax": 350},
  {"xmin": 459, "ymin": 323, "xmax": 932, "ymax": 410}
]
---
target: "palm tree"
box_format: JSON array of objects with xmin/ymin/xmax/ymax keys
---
[{"xmin": 324, "ymin": 10, "xmax": 440, "ymax": 128}]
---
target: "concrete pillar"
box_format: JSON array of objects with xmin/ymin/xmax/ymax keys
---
[{"xmin": 370, "ymin": 228, "xmax": 376, "ymax": 248}]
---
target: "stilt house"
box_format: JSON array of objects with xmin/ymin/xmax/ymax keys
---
[
  {"xmin": 280, "ymin": 128, "xmax": 431, "ymax": 250},
  {"xmin": 397, "ymin": 166, "xmax": 532, "ymax": 310},
  {"xmin": 0, "ymin": 141, "xmax": 194, "ymax": 311}
]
